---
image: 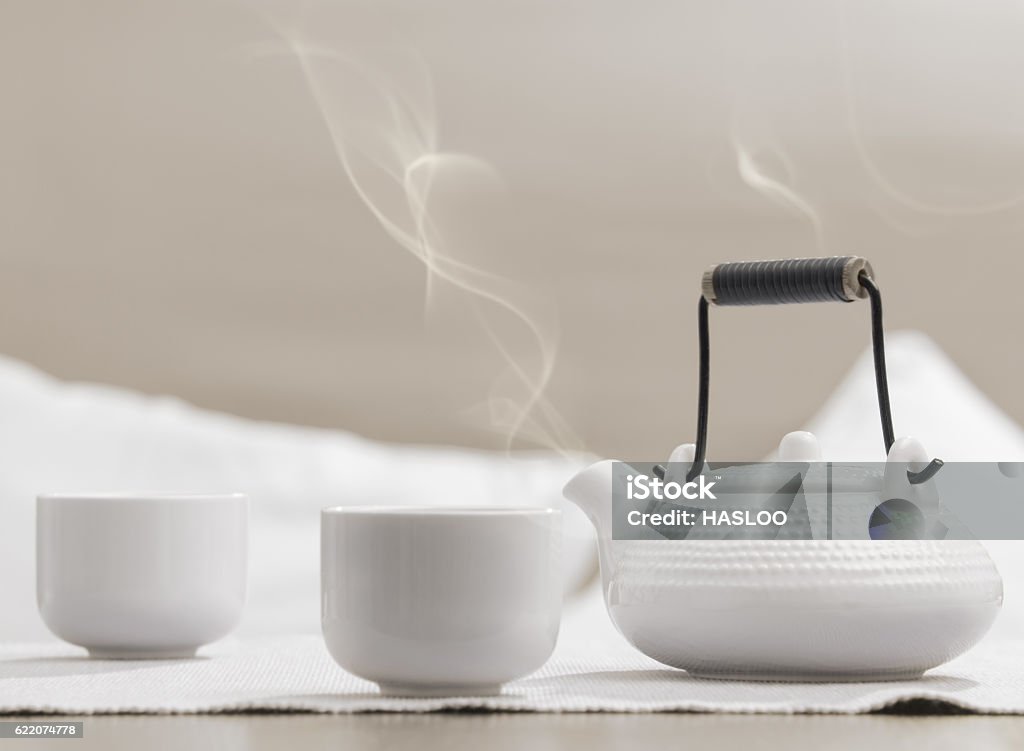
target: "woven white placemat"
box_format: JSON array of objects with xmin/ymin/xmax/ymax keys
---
[{"xmin": 3, "ymin": 594, "xmax": 1022, "ymax": 715}]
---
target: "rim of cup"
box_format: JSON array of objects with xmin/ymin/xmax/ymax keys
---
[
  {"xmin": 322, "ymin": 505, "xmax": 559, "ymax": 516},
  {"xmin": 38, "ymin": 492, "xmax": 248, "ymax": 502}
]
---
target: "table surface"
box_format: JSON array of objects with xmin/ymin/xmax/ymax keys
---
[{"xmin": 1, "ymin": 713, "xmax": 1023, "ymax": 750}]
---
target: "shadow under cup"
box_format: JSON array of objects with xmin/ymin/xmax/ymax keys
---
[
  {"xmin": 36, "ymin": 493, "xmax": 248, "ymax": 659},
  {"xmin": 321, "ymin": 506, "xmax": 562, "ymax": 696}
]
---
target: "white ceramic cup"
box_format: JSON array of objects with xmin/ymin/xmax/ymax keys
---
[
  {"xmin": 321, "ymin": 506, "xmax": 561, "ymax": 696},
  {"xmin": 37, "ymin": 493, "xmax": 248, "ymax": 658}
]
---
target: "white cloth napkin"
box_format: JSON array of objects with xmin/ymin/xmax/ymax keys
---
[{"xmin": 2, "ymin": 590, "xmax": 1021, "ymax": 715}]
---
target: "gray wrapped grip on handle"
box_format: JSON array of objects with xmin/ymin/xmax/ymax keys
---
[{"xmin": 701, "ymin": 256, "xmax": 874, "ymax": 306}]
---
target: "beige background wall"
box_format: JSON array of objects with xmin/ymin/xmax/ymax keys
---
[{"xmin": 2, "ymin": 0, "xmax": 1022, "ymax": 459}]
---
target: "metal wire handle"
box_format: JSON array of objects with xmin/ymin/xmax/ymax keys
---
[{"xmin": 660, "ymin": 257, "xmax": 943, "ymax": 484}]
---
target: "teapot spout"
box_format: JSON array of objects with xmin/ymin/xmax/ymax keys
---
[{"xmin": 562, "ymin": 460, "xmax": 618, "ymax": 537}]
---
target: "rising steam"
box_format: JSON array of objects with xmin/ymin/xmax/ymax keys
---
[
  {"xmin": 836, "ymin": 3, "xmax": 1024, "ymax": 218},
  {"xmin": 733, "ymin": 134, "xmax": 825, "ymax": 252},
  {"xmin": 245, "ymin": 14, "xmax": 581, "ymax": 454}
]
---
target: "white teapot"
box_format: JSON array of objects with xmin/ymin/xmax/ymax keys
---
[{"xmin": 563, "ymin": 432, "xmax": 1003, "ymax": 681}]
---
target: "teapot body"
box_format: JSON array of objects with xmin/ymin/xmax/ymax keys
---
[
  {"xmin": 597, "ymin": 538, "xmax": 1001, "ymax": 680},
  {"xmin": 564, "ymin": 435, "xmax": 1004, "ymax": 680}
]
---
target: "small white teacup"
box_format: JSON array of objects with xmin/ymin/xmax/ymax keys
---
[
  {"xmin": 37, "ymin": 493, "xmax": 248, "ymax": 659},
  {"xmin": 321, "ymin": 506, "xmax": 561, "ymax": 696}
]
